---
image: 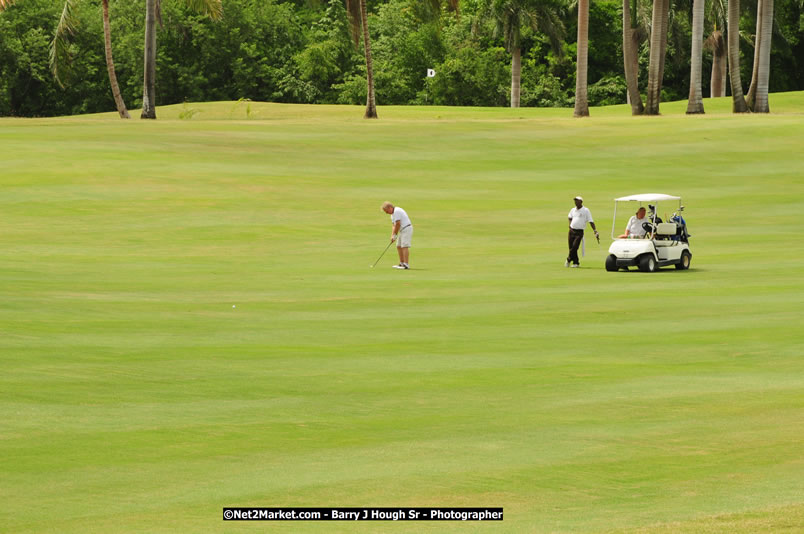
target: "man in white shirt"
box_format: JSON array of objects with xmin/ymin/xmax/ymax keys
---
[
  {"xmin": 566, "ymin": 196, "xmax": 599, "ymax": 268},
  {"xmin": 618, "ymin": 207, "xmax": 648, "ymax": 238},
  {"xmin": 382, "ymin": 201, "xmax": 413, "ymax": 269}
]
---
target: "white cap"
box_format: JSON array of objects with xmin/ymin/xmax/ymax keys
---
[{"xmin": 574, "ymin": 196, "xmax": 583, "ymax": 201}]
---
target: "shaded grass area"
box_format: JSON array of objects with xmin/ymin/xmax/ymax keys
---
[{"xmin": 1, "ymin": 94, "xmax": 803, "ymax": 533}]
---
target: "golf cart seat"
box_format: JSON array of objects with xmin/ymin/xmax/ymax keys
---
[
  {"xmin": 653, "ymin": 223, "xmax": 679, "ymax": 246},
  {"xmin": 655, "ymin": 222, "xmax": 677, "ymax": 236}
]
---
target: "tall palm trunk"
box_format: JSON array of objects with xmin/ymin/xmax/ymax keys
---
[
  {"xmin": 656, "ymin": 0, "xmax": 670, "ymax": 97},
  {"xmin": 360, "ymin": 0, "xmax": 377, "ymax": 119},
  {"xmin": 141, "ymin": 0, "xmax": 157, "ymax": 119},
  {"xmin": 623, "ymin": 0, "xmax": 643, "ymax": 114},
  {"xmin": 727, "ymin": 0, "xmax": 748, "ymax": 112},
  {"xmin": 573, "ymin": 0, "xmax": 590, "ymax": 117},
  {"xmin": 753, "ymin": 0, "xmax": 773, "ymax": 112},
  {"xmin": 686, "ymin": 0, "xmax": 705, "ymax": 113},
  {"xmin": 645, "ymin": 0, "xmax": 668, "ymax": 114},
  {"xmin": 511, "ymin": 47, "xmax": 521, "ymax": 108},
  {"xmin": 102, "ymin": 0, "xmax": 130, "ymax": 119},
  {"xmin": 709, "ymin": 30, "xmax": 727, "ymax": 97},
  {"xmin": 745, "ymin": 0, "xmax": 763, "ymax": 108}
]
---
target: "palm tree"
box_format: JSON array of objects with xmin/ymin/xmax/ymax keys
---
[
  {"xmin": 573, "ymin": 0, "xmax": 589, "ymax": 117},
  {"xmin": 141, "ymin": 0, "xmax": 157, "ymax": 119},
  {"xmin": 644, "ymin": 0, "xmax": 670, "ymax": 114},
  {"xmin": 50, "ymin": 2, "xmax": 81, "ymax": 88},
  {"xmin": 704, "ymin": 29, "xmax": 727, "ymax": 97},
  {"xmin": 703, "ymin": 0, "xmax": 727, "ymax": 97},
  {"xmin": 745, "ymin": 0, "xmax": 763, "ymax": 108},
  {"xmin": 345, "ymin": 0, "xmax": 378, "ymax": 118},
  {"xmin": 727, "ymin": 0, "xmax": 748, "ymax": 111},
  {"xmin": 686, "ymin": 0, "xmax": 705, "ymax": 113},
  {"xmin": 100, "ymin": 0, "xmax": 129, "ymax": 118},
  {"xmin": 141, "ymin": 0, "xmax": 223, "ymax": 119},
  {"xmin": 656, "ymin": 0, "xmax": 670, "ymax": 99},
  {"xmin": 622, "ymin": 0, "xmax": 643, "ymax": 115},
  {"xmin": 1, "ymin": 0, "xmax": 130, "ymax": 118},
  {"xmin": 752, "ymin": 0, "xmax": 773, "ymax": 112},
  {"xmin": 746, "ymin": 0, "xmax": 776, "ymax": 111},
  {"xmin": 482, "ymin": 0, "xmax": 564, "ymax": 108}
]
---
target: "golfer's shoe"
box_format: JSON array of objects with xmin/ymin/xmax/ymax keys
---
[
  {"xmin": 393, "ymin": 264, "xmax": 406, "ymax": 269},
  {"xmin": 402, "ymin": 263, "xmax": 410, "ymax": 269},
  {"xmin": 564, "ymin": 260, "xmax": 570, "ymax": 267},
  {"xmin": 570, "ymin": 264, "xmax": 579, "ymax": 268}
]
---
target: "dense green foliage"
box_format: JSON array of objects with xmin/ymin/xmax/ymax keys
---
[{"xmin": 1, "ymin": 0, "xmax": 802, "ymax": 116}]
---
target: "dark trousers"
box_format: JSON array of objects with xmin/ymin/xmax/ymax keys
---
[{"xmin": 568, "ymin": 228, "xmax": 584, "ymax": 265}]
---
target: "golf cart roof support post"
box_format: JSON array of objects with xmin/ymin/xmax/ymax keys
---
[{"xmin": 611, "ymin": 201, "xmax": 618, "ymax": 240}]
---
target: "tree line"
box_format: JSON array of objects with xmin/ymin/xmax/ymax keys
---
[{"xmin": 1, "ymin": 0, "xmax": 802, "ymax": 118}]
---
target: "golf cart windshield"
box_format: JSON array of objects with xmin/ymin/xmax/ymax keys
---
[{"xmin": 611, "ymin": 194, "xmax": 682, "ymax": 240}]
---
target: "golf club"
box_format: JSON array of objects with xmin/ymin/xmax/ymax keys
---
[{"xmin": 370, "ymin": 240, "xmax": 394, "ymax": 268}]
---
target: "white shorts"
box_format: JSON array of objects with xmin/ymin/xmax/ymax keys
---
[{"xmin": 397, "ymin": 225, "xmax": 413, "ymax": 248}]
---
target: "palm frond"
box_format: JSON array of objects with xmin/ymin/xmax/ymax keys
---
[
  {"xmin": 530, "ymin": 2, "xmax": 566, "ymax": 56},
  {"xmin": 769, "ymin": 7, "xmax": 791, "ymax": 48},
  {"xmin": 181, "ymin": 0, "xmax": 222, "ymax": 20},
  {"xmin": 638, "ymin": 0, "xmax": 653, "ymax": 33},
  {"xmin": 704, "ymin": 28, "xmax": 725, "ymax": 54},
  {"xmin": 707, "ymin": 0, "xmax": 727, "ymax": 30},
  {"xmin": 738, "ymin": 28, "xmax": 754, "ymax": 45},
  {"xmin": 344, "ymin": 0, "xmax": 362, "ymax": 48},
  {"xmin": 472, "ymin": 0, "xmax": 495, "ymax": 36},
  {"xmin": 0, "ymin": 0, "xmax": 19, "ymax": 11},
  {"xmin": 480, "ymin": 0, "xmax": 565, "ymax": 54},
  {"xmin": 49, "ymin": 0, "xmax": 79, "ymax": 89}
]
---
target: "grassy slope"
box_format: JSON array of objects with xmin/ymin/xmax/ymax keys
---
[{"xmin": 1, "ymin": 94, "xmax": 803, "ymax": 533}]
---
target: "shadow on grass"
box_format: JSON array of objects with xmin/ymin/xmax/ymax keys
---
[{"xmin": 614, "ymin": 267, "xmax": 703, "ymax": 274}]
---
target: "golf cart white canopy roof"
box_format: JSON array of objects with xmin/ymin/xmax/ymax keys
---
[
  {"xmin": 610, "ymin": 194, "xmax": 682, "ymax": 239},
  {"xmin": 615, "ymin": 193, "xmax": 681, "ymax": 202}
]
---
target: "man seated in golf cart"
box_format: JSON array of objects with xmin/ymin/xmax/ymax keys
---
[
  {"xmin": 618, "ymin": 207, "xmax": 648, "ymax": 238},
  {"xmin": 606, "ymin": 194, "xmax": 692, "ymax": 272}
]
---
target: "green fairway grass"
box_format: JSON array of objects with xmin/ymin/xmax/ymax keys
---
[{"xmin": 2, "ymin": 93, "xmax": 803, "ymax": 533}]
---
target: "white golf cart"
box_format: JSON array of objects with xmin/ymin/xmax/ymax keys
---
[{"xmin": 605, "ymin": 193, "xmax": 692, "ymax": 272}]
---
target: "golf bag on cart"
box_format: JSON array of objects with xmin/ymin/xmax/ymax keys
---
[{"xmin": 669, "ymin": 209, "xmax": 691, "ymax": 243}]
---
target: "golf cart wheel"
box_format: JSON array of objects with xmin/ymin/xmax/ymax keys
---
[
  {"xmin": 638, "ymin": 254, "xmax": 657, "ymax": 273},
  {"xmin": 675, "ymin": 250, "xmax": 691, "ymax": 270},
  {"xmin": 605, "ymin": 255, "xmax": 618, "ymax": 272}
]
